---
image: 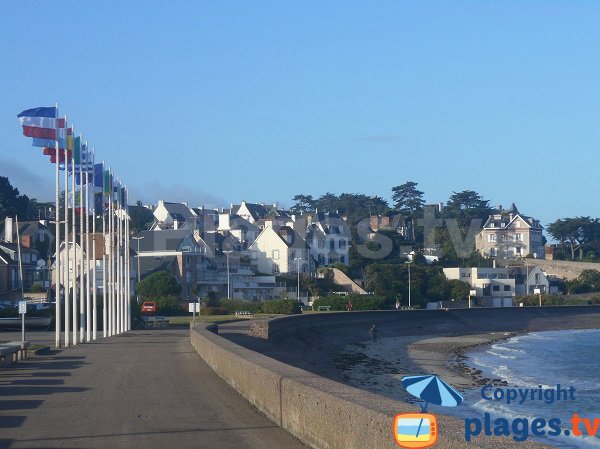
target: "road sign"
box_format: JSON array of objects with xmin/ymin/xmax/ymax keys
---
[
  {"xmin": 18, "ymin": 301, "xmax": 27, "ymax": 315},
  {"xmin": 188, "ymin": 303, "xmax": 200, "ymax": 313}
]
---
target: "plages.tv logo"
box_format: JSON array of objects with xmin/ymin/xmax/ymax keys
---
[{"xmin": 394, "ymin": 375, "xmax": 464, "ymax": 448}]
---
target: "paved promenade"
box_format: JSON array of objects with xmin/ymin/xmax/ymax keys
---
[{"xmin": 0, "ymin": 329, "xmax": 307, "ymax": 449}]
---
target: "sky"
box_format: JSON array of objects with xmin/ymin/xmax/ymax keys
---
[{"xmin": 1, "ymin": 1, "xmax": 599, "ymax": 228}]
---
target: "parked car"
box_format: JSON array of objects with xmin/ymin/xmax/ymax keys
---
[{"xmin": 141, "ymin": 301, "xmax": 157, "ymax": 314}]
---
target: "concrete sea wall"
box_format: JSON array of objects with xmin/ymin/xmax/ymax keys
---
[{"xmin": 191, "ymin": 307, "xmax": 600, "ymax": 449}]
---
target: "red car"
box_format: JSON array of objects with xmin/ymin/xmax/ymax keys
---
[{"xmin": 141, "ymin": 301, "xmax": 157, "ymax": 315}]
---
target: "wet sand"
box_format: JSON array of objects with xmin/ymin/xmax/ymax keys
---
[{"xmin": 336, "ymin": 332, "xmax": 516, "ymax": 402}]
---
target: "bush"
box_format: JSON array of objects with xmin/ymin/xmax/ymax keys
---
[
  {"xmin": 219, "ymin": 298, "xmax": 263, "ymax": 313},
  {"xmin": 27, "ymin": 284, "xmax": 47, "ymax": 293},
  {"xmin": 155, "ymin": 296, "xmax": 183, "ymax": 315},
  {"xmin": 200, "ymin": 307, "xmax": 230, "ymax": 315},
  {"xmin": 261, "ymin": 299, "xmax": 301, "ymax": 315},
  {"xmin": 312, "ymin": 294, "xmax": 387, "ymax": 311}
]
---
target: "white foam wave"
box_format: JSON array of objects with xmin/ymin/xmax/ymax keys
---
[
  {"xmin": 491, "ymin": 343, "xmax": 525, "ymax": 354},
  {"xmin": 486, "ymin": 350, "xmax": 516, "ymax": 360}
]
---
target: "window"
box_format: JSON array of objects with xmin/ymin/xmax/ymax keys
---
[
  {"xmin": 339, "ymin": 240, "xmax": 346, "ymax": 250},
  {"xmin": 272, "ymin": 264, "xmax": 279, "ymax": 274},
  {"xmin": 490, "ymin": 248, "xmax": 497, "ymax": 256},
  {"xmin": 535, "ymin": 273, "xmax": 540, "ymax": 284},
  {"xmin": 493, "ymin": 285, "xmax": 500, "ymax": 292},
  {"xmin": 515, "ymin": 221, "xmax": 521, "ymax": 228},
  {"xmin": 461, "ymin": 272, "xmax": 470, "ymax": 278},
  {"xmin": 330, "ymin": 240, "xmax": 335, "ymax": 250},
  {"xmin": 318, "ymin": 239, "xmax": 325, "ymax": 249},
  {"xmin": 516, "ymin": 233, "xmax": 523, "ymax": 242},
  {"xmin": 340, "ymin": 256, "xmax": 346, "ymax": 264},
  {"xmin": 272, "ymin": 250, "xmax": 279, "ymax": 260},
  {"xmin": 488, "ymin": 234, "xmax": 497, "ymax": 242},
  {"xmin": 504, "ymin": 285, "xmax": 511, "ymax": 291}
]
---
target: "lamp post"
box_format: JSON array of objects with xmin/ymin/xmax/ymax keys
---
[
  {"xmin": 224, "ymin": 250, "xmax": 233, "ymax": 299},
  {"xmin": 406, "ymin": 259, "xmax": 412, "ymax": 309},
  {"xmin": 294, "ymin": 257, "xmax": 303, "ymax": 302}
]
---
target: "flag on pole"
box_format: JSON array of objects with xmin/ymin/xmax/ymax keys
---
[
  {"xmin": 94, "ymin": 163, "xmax": 104, "ymax": 192},
  {"xmin": 17, "ymin": 106, "xmax": 57, "ymax": 118}
]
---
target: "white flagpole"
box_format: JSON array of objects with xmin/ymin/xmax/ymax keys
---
[
  {"xmin": 63, "ymin": 119, "xmax": 70, "ymax": 348},
  {"xmin": 125, "ymin": 186, "xmax": 130, "ymax": 331},
  {"xmin": 92, "ymin": 148, "xmax": 97, "ymax": 340},
  {"xmin": 72, "ymin": 132, "xmax": 78, "ymax": 345},
  {"xmin": 85, "ymin": 142, "xmax": 91, "ymax": 342},
  {"xmin": 54, "ymin": 104, "xmax": 61, "ymax": 349},
  {"xmin": 102, "ymin": 162, "xmax": 107, "ymax": 338},
  {"xmin": 79, "ymin": 137, "xmax": 85, "ymax": 343},
  {"xmin": 108, "ymin": 169, "xmax": 114, "ymax": 336},
  {"xmin": 116, "ymin": 180, "xmax": 122, "ymax": 334}
]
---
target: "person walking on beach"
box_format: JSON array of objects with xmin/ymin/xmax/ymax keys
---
[
  {"xmin": 346, "ymin": 300, "xmax": 353, "ymax": 311},
  {"xmin": 369, "ymin": 324, "xmax": 378, "ymax": 342},
  {"xmin": 395, "ymin": 300, "xmax": 400, "ymax": 310}
]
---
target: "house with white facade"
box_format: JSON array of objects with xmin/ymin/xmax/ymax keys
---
[
  {"xmin": 304, "ymin": 211, "xmax": 350, "ymax": 266},
  {"xmin": 443, "ymin": 267, "xmax": 515, "ymax": 307},
  {"xmin": 249, "ymin": 222, "xmax": 312, "ymax": 275},
  {"xmin": 475, "ymin": 204, "xmax": 544, "ymax": 259}
]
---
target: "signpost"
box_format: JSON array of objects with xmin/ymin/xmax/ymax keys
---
[
  {"xmin": 534, "ymin": 288, "xmax": 542, "ymax": 307},
  {"xmin": 188, "ymin": 301, "xmax": 200, "ymax": 321},
  {"xmin": 469, "ymin": 290, "xmax": 476, "ymax": 309},
  {"xmin": 19, "ymin": 300, "xmax": 27, "ymax": 343}
]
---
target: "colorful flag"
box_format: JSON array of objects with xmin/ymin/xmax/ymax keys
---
[
  {"xmin": 94, "ymin": 163, "xmax": 104, "ymax": 192},
  {"xmin": 19, "ymin": 117, "xmax": 65, "ymax": 128},
  {"xmin": 17, "ymin": 106, "xmax": 57, "ymax": 118}
]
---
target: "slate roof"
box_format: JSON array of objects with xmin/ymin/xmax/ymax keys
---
[{"xmin": 133, "ymin": 230, "xmax": 193, "ymax": 253}]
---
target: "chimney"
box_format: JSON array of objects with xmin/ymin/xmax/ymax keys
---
[
  {"xmin": 158, "ymin": 200, "xmax": 165, "ymax": 207},
  {"xmin": 4, "ymin": 217, "xmax": 13, "ymax": 243}
]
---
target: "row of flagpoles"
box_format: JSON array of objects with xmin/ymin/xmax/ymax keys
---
[{"xmin": 18, "ymin": 105, "xmax": 132, "ymax": 349}]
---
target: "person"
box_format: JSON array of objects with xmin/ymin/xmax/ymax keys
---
[
  {"xmin": 395, "ymin": 300, "xmax": 400, "ymax": 310},
  {"xmin": 369, "ymin": 324, "xmax": 378, "ymax": 342},
  {"xmin": 346, "ymin": 300, "xmax": 353, "ymax": 311}
]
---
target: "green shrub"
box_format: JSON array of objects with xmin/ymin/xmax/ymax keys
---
[
  {"xmin": 155, "ymin": 296, "xmax": 183, "ymax": 315},
  {"xmin": 312, "ymin": 294, "xmax": 387, "ymax": 311},
  {"xmin": 261, "ymin": 299, "xmax": 301, "ymax": 315},
  {"xmin": 27, "ymin": 284, "xmax": 47, "ymax": 293},
  {"xmin": 200, "ymin": 307, "xmax": 229, "ymax": 315},
  {"xmin": 219, "ymin": 298, "xmax": 263, "ymax": 313}
]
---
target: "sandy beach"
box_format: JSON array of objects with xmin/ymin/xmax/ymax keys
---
[{"xmin": 335, "ymin": 332, "xmax": 517, "ymax": 403}]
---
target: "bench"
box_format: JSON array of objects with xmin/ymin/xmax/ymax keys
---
[
  {"xmin": 235, "ymin": 311, "xmax": 254, "ymax": 319},
  {"xmin": 141, "ymin": 316, "xmax": 170, "ymax": 328},
  {"xmin": 0, "ymin": 345, "xmax": 20, "ymax": 368},
  {"xmin": 316, "ymin": 306, "xmax": 331, "ymax": 311},
  {"xmin": 5, "ymin": 341, "xmax": 30, "ymax": 360}
]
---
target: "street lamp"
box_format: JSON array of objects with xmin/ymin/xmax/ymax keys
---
[
  {"xmin": 224, "ymin": 250, "xmax": 233, "ymax": 299},
  {"xmin": 294, "ymin": 257, "xmax": 303, "ymax": 303},
  {"xmin": 406, "ymin": 259, "xmax": 412, "ymax": 309}
]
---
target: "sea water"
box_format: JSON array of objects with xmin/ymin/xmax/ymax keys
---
[{"xmin": 452, "ymin": 329, "xmax": 600, "ymax": 449}]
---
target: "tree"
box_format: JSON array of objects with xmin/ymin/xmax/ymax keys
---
[
  {"xmin": 290, "ymin": 195, "xmax": 315, "ymax": 214},
  {"xmin": 547, "ymin": 217, "xmax": 597, "ymax": 260},
  {"xmin": 136, "ymin": 270, "xmax": 182, "ymax": 298},
  {"xmin": 444, "ymin": 190, "xmax": 493, "ymax": 227},
  {"xmin": 391, "ymin": 181, "xmax": 425, "ymax": 241},
  {"xmin": 129, "ymin": 201, "xmax": 154, "ymax": 234},
  {"xmin": 0, "ymin": 177, "xmax": 30, "ymax": 222}
]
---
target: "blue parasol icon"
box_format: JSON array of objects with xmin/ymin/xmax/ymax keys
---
[
  {"xmin": 401, "ymin": 375, "xmax": 464, "ymax": 438},
  {"xmin": 402, "ymin": 374, "xmax": 464, "ymax": 412}
]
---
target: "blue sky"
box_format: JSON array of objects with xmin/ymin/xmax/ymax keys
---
[{"xmin": 1, "ymin": 1, "xmax": 599, "ymax": 228}]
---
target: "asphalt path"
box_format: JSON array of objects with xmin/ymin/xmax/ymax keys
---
[{"xmin": 0, "ymin": 329, "xmax": 308, "ymax": 449}]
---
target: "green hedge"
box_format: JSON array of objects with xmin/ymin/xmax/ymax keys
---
[
  {"xmin": 312, "ymin": 294, "xmax": 387, "ymax": 311},
  {"xmin": 200, "ymin": 307, "xmax": 230, "ymax": 315},
  {"xmin": 218, "ymin": 298, "xmax": 263, "ymax": 313},
  {"xmin": 261, "ymin": 299, "xmax": 302, "ymax": 315}
]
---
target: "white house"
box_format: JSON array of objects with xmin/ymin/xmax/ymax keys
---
[
  {"xmin": 443, "ymin": 267, "xmax": 515, "ymax": 306},
  {"xmin": 249, "ymin": 223, "xmax": 311, "ymax": 275},
  {"xmin": 476, "ymin": 204, "xmax": 544, "ymax": 259}
]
